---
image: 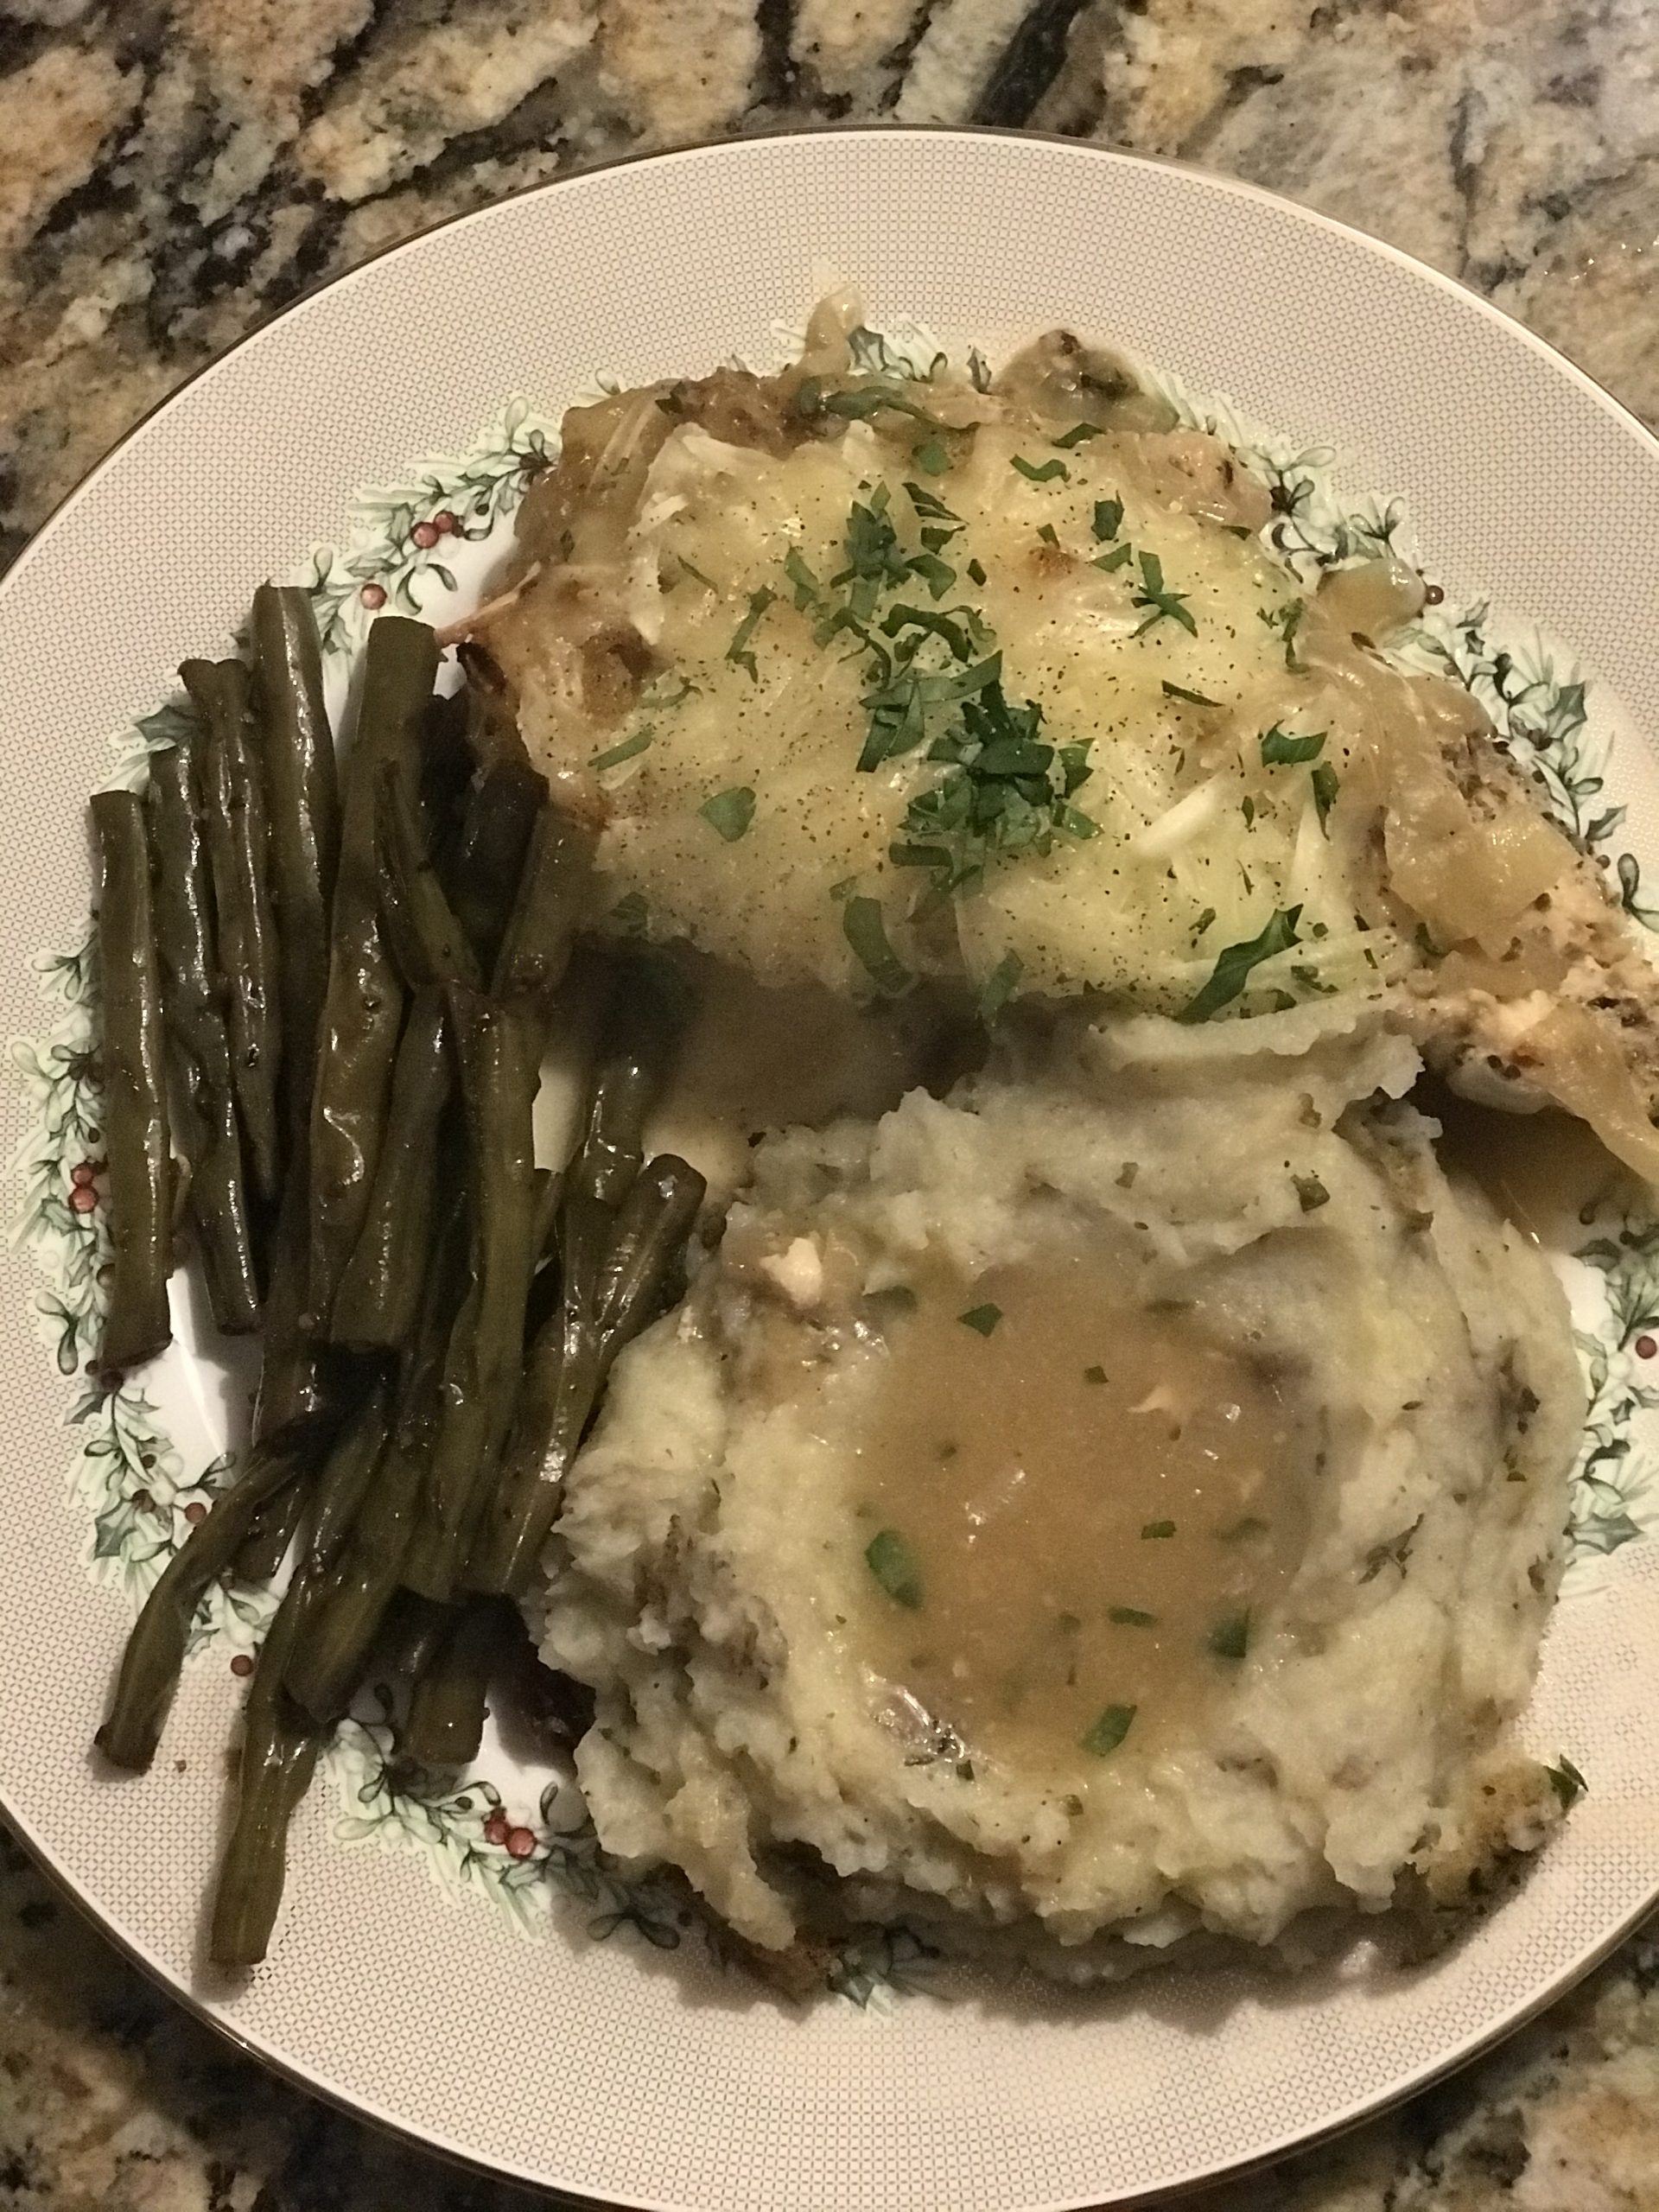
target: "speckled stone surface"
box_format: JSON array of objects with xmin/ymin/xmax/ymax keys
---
[{"xmin": 5, "ymin": 3, "xmax": 1659, "ymax": 2207}]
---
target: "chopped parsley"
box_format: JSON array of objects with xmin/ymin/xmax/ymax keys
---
[
  {"xmin": 1207, "ymin": 1611, "xmax": 1251, "ymax": 1661},
  {"xmin": 1037, "ymin": 522, "xmax": 1059, "ymax": 546},
  {"xmin": 966, "ymin": 556, "xmax": 987, "ymax": 586},
  {"xmin": 725, "ymin": 586, "xmax": 777, "ymax": 680},
  {"xmin": 1109, "ymin": 1606, "xmax": 1156, "ymax": 1627},
  {"xmin": 1193, "ymin": 907, "xmax": 1216, "ymax": 937},
  {"xmin": 1260, "ymin": 597, "xmax": 1306, "ymax": 669},
  {"xmin": 1293, "ymin": 1173, "xmax": 1331, "ymax": 1211},
  {"xmin": 676, "ymin": 555, "xmax": 717, "ymax": 590},
  {"xmin": 905, "ymin": 481, "xmax": 961, "ymax": 524},
  {"xmin": 1130, "ymin": 550, "xmax": 1198, "ymax": 637},
  {"xmin": 697, "ymin": 786, "xmax": 756, "ymax": 842},
  {"xmin": 1093, "ymin": 542, "xmax": 1134, "ymax": 573},
  {"xmin": 977, "ymin": 949, "xmax": 1024, "ymax": 1023},
  {"xmin": 1179, "ymin": 906, "xmax": 1302, "ymax": 1023},
  {"xmin": 888, "ymin": 675, "xmax": 1095, "ymax": 899},
  {"xmin": 1082, "ymin": 1704, "xmax": 1136, "ymax": 1756},
  {"xmin": 1084, "ymin": 1363, "xmax": 1108, "ymax": 1384},
  {"xmin": 1091, "ymin": 497, "xmax": 1123, "ymax": 542},
  {"xmin": 1259, "ymin": 725, "xmax": 1326, "ymax": 766},
  {"xmin": 590, "ymin": 728, "xmax": 653, "ymax": 771},
  {"xmin": 794, "ymin": 377, "xmax": 946, "ymax": 433},
  {"xmin": 783, "ymin": 549, "xmax": 824, "ymax": 609},
  {"xmin": 914, "ymin": 437, "xmax": 950, "ymax": 474},
  {"xmin": 1311, "ymin": 762, "xmax": 1340, "ymax": 829},
  {"xmin": 958, "ymin": 1302, "xmax": 1002, "ymax": 1336},
  {"xmin": 1547, "ymin": 1755, "xmax": 1588, "ymax": 1808},
  {"xmin": 1162, "ymin": 681, "xmax": 1219, "ymax": 707},
  {"xmin": 865, "ymin": 1529, "xmax": 924, "ymax": 1610},
  {"xmin": 1141, "ymin": 1519, "xmax": 1176, "ymax": 1540},
  {"xmin": 842, "ymin": 895, "xmax": 912, "ymax": 996},
  {"xmin": 1011, "ymin": 454, "xmax": 1069, "ymax": 483},
  {"xmin": 1053, "ymin": 422, "xmax": 1106, "ymax": 448}
]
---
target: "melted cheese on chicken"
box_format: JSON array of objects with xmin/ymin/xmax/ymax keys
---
[{"xmin": 471, "ymin": 315, "xmax": 1659, "ymax": 1182}]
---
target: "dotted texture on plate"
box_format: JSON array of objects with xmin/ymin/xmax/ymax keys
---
[{"xmin": 3, "ymin": 131, "xmax": 1659, "ymax": 2212}]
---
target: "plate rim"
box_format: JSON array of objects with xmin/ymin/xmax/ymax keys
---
[{"xmin": 4, "ymin": 120, "xmax": 1659, "ymax": 2211}]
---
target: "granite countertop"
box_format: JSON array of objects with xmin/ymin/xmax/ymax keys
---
[{"xmin": 5, "ymin": 2, "xmax": 1659, "ymax": 2207}]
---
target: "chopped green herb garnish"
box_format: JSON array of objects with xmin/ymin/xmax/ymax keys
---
[
  {"xmin": 1547, "ymin": 1755, "xmax": 1588, "ymax": 1808},
  {"xmin": 1179, "ymin": 906, "xmax": 1302, "ymax": 1023},
  {"xmin": 1260, "ymin": 725, "xmax": 1326, "ymax": 766},
  {"xmin": 1162, "ymin": 681, "xmax": 1219, "ymax": 706},
  {"xmin": 958, "ymin": 1303, "xmax": 1002, "ymax": 1337},
  {"xmin": 1091, "ymin": 497, "xmax": 1123, "ymax": 542},
  {"xmin": 1193, "ymin": 907, "xmax": 1216, "ymax": 937},
  {"xmin": 1290, "ymin": 963, "xmax": 1337, "ymax": 996},
  {"xmin": 1093, "ymin": 543, "xmax": 1134, "ymax": 572},
  {"xmin": 865, "ymin": 1529, "xmax": 924, "ymax": 1609},
  {"xmin": 590, "ymin": 728, "xmax": 654, "ymax": 770},
  {"xmin": 1109, "ymin": 1606, "xmax": 1157, "ymax": 1627},
  {"xmin": 725, "ymin": 585, "xmax": 777, "ymax": 679},
  {"xmin": 676, "ymin": 556, "xmax": 717, "ymax": 589},
  {"xmin": 842, "ymin": 895, "xmax": 912, "ymax": 996},
  {"xmin": 1084, "ymin": 1363, "xmax": 1108, "ymax": 1384},
  {"xmin": 1012, "ymin": 454, "xmax": 1068, "ymax": 483},
  {"xmin": 1141, "ymin": 1520, "xmax": 1176, "ymax": 1539},
  {"xmin": 914, "ymin": 437, "xmax": 950, "ymax": 474},
  {"xmin": 1241, "ymin": 796, "xmax": 1255, "ymax": 827},
  {"xmin": 1037, "ymin": 522, "xmax": 1059, "ymax": 546},
  {"xmin": 978, "ymin": 949, "xmax": 1024, "ymax": 1023},
  {"xmin": 1054, "ymin": 422, "xmax": 1106, "ymax": 449},
  {"xmin": 1293, "ymin": 1173, "xmax": 1331, "ymax": 1211},
  {"xmin": 1310, "ymin": 762, "xmax": 1339, "ymax": 829},
  {"xmin": 828, "ymin": 874, "xmax": 858, "ymax": 901},
  {"xmin": 905, "ymin": 481, "xmax": 961, "ymax": 524},
  {"xmin": 1131, "ymin": 550, "xmax": 1198, "ymax": 637},
  {"xmin": 698, "ymin": 786, "xmax": 756, "ymax": 842},
  {"xmin": 795, "ymin": 378, "xmax": 946, "ymax": 432},
  {"xmin": 609, "ymin": 891, "xmax": 648, "ymax": 938},
  {"xmin": 1207, "ymin": 1611, "xmax": 1250, "ymax": 1661},
  {"xmin": 1082, "ymin": 1704, "xmax": 1137, "ymax": 1756},
  {"xmin": 783, "ymin": 549, "xmax": 823, "ymax": 609},
  {"xmin": 1259, "ymin": 597, "xmax": 1306, "ymax": 669},
  {"xmin": 966, "ymin": 556, "xmax": 987, "ymax": 585}
]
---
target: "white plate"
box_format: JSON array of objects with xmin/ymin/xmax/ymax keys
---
[{"xmin": 4, "ymin": 128, "xmax": 1659, "ymax": 2212}]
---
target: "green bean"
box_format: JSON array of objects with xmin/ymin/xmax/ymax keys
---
[
  {"xmin": 90, "ymin": 791, "xmax": 173, "ymax": 1372},
  {"xmin": 467, "ymin": 1154, "xmax": 704, "ymax": 1598},
  {"xmin": 571, "ymin": 965, "xmax": 684, "ymax": 1208},
  {"xmin": 490, "ymin": 807, "xmax": 595, "ymax": 1007},
  {"xmin": 420, "ymin": 684, "xmax": 474, "ymax": 833},
  {"xmin": 308, "ymin": 616, "xmax": 438, "ymax": 1328},
  {"xmin": 249, "ymin": 586, "xmax": 340, "ymax": 1143},
  {"xmin": 380, "ymin": 1590, "xmax": 454, "ymax": 1685},
  {"xmin": 208, "ymin": 1562, "xmax": 327, "ymax": 1967},
  {"xmin": 332, "ymin": 990, "xmax": 451, "ymax": 1351},
  {"xmin": 146, "ymin": 742, "xmax": 260, "ymax": 1332},
  {"xmin": 181, "ymin": 658, "xmax": 283, "ymax": 1202},
  {"xmin": 251, "ymin": 1170, "xmax": 328, "ymax": 1440},
  {"xmin": 232, "ymin": 1479, "xmax": 306, "ymax": 1586},
  {"xmin": 404, "ymin": 1596, "xmax": 508, "ymax": 1768},
  {"xmin": 444, "ymin": 754, "xmax": 544, "ymax": 972},
  {"xmin": 375, "ymin": 762, "xmax": 482, "ymax": 991},
  {"xmin": 96, "ymin": 1434, "xmax": 314, "ymax": 1770},
  {"xmin": 304, "ymin": 1375, "xmax": 391, "ymax": 1573},
  {"xmin": 400, "ymin": 991, "xmax": 537, "ymax": 1602},
  {"xmin": 287, "ymin": 1197, "xmax": 471, "ymax": 1720}
]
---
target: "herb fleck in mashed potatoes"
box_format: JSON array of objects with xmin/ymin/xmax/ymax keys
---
[{"xmin": 542, "ymin": 1004, "xmax": 1584, "ymax": 1978}]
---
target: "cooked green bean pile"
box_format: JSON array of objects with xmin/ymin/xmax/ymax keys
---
[{"xmin": 91, "ymin": 589, "xmax": 703, "ymax": 1968}]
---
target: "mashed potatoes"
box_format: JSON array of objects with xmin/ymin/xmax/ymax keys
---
[{"xmin": 542, "ymin": 1001, "xmax": 1584, "ymax": 1979}]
